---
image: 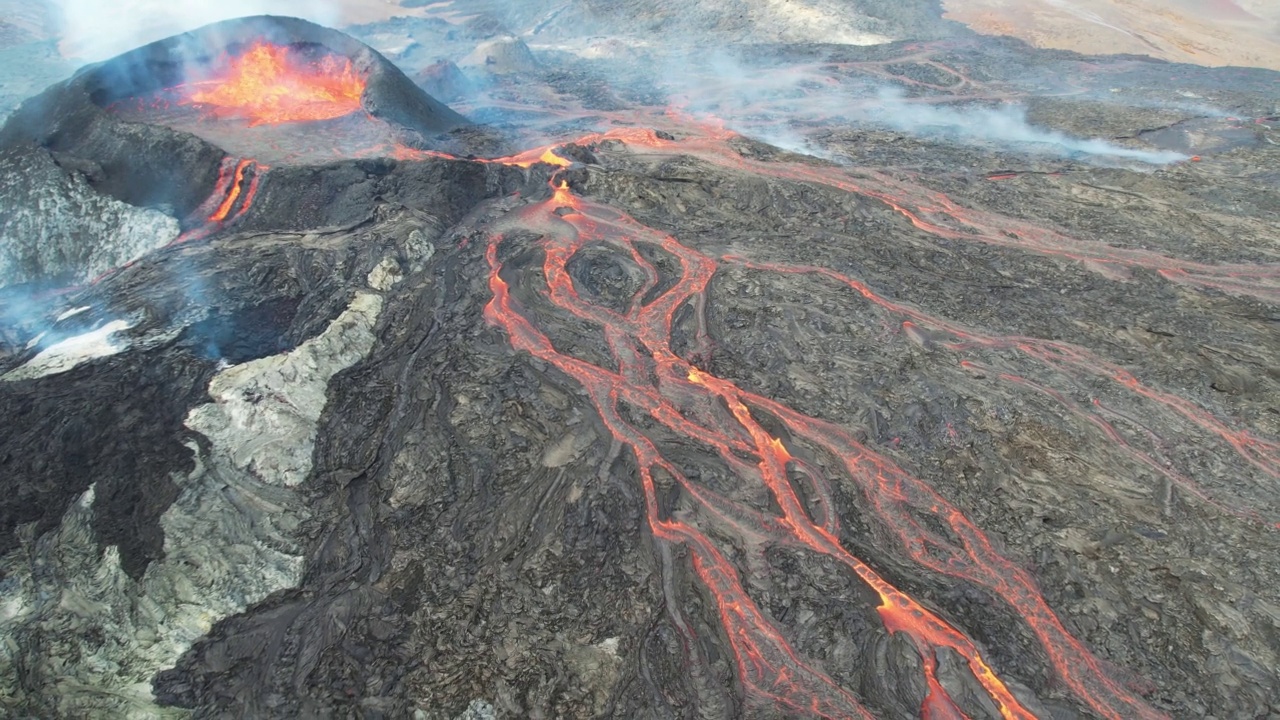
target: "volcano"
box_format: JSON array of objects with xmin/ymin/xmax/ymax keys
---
[
  {"xmin": 0, "ymin": 15, "xmax": 495, "ymax": 291},
  {"xmin": 1, "ymin": 6, "xmax": 1279, "ymax": 720}
]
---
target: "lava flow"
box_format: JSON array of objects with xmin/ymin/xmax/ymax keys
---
[
  {"xmin": 496, "ymin": 123, "xmax": 1280, "ymax": 523},
  {"xmin": 178, "ymin": 42, "xmax": 365, "ymax": 126},
  {"xmin": 174, "ymin": 156, "xmax": 266, "ymax": 243},
  {"xmin": 482, "ymin": 157, "xmax": 1172, "ymax": 717},
  {"xmin": 150, "ymin": 103, "xmax": 1271, "ymax": 714}
]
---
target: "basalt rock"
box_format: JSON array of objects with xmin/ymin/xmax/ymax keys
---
[
  {"xmin": 460, "ymin": 37, "xmax": 539, "ymax": 76},
  {"xmin": 0, "ymin": 144, "xmax": 179, "ymax": 286},
  {"xmin": 1, "ymin": 8, "xmax": 1279, "ymax": 720},
  {"xmin": 415, "ymin": 60, "xmax": 477, "ymax": 103},
  {"xmin": 0, "ymin": 15, "xmax": 474, "ymax": 218}
]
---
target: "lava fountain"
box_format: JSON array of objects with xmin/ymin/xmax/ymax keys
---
[{"xmin": 178, "ymin": 41, "xmax": 366, "ymax": 127}]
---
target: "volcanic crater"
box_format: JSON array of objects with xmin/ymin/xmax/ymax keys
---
[{"xmin": 1, "ymin": 5, "xmax": 1279, "ymax": 720}]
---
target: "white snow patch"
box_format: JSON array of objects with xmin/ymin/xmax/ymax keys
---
[{"xmin": 24, "ymin": 332, "xmax": 46, "ymax": 351}]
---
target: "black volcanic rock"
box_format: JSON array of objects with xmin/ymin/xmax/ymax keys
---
[
  {"xmin": 0, "ymin": 16, "xmax": 491, "ymax": 287},
  {"xmin": 0, "ymin": 15, "xmax": 472, "ymax": 217},
  {"xmin": 1, "ymin": 8, "xmax": 1280, "ymax": 720},
  {"xmin": 415, "ymin": 59, "xmax": 476, "ymax": 103},
  {"xmin": 460, "ymin": 37, "xmax": 539, "ymax": 75}
]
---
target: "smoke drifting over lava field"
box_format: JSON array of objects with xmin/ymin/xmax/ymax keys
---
[{"xmin": 1, "ymin": 3, "xmax": 1279, "ymax": 719}]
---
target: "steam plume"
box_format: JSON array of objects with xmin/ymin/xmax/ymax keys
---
[
  {"xmin": 661, "ymin": 51, "xmax": 1187, "ymax": 164},
  {"xmin": 52, "ymin": 0, "xmax": 341, "ymax": 63},
  {"xmin": 867, "ymin": 88, "xmax": 1190, "ymax": 164}
]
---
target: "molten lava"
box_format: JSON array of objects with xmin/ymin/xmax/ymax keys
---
[
  {"xmin": 146, "ymin": 96, "xmax": 1275, "ymax": 713},
  {"xmin": 180, "ymin": 42, "xmax": 365, "ymax": 126},
  {"xmin": 473, "ymin": 121, "xmax": 1275, "ymax": 716},
  {"xmin": 173, "ymin": 156, "xmax": 266, "ymax": 244},
  {"xmin": 209, "ymin": 159, "xmax": 252, "ymax": 223},
  {"xmin": 482, "ymin": 151, "xmax": 1179, "ymax": 719}
]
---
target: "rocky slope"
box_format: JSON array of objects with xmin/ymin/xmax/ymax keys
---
[{"xmin": 1, "ymin": 5, "xmax": 1278, "ymax": 720}]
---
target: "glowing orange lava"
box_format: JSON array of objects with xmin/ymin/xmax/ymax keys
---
[
  {"xmin": 482, "ymin": 149, "xmax": 1174, "ymax": 718},
  {"xmin": 180, "ymin": 42, "xmax": 365, "ymax": 126},
  {"xmin": 174, "ymin": 156, "xmax": 265, "ymax": 244},
  {"xmin": 209, "ymin": 159, "xmax": 251, "ymax": 223},
  {"xmin": 154, "ymin": 118, "xmax": 1272, "ymax": 715}
]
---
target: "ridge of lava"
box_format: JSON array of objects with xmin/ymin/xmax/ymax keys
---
[{"xmin": 2, "ymin": 9, "xmax": 1279, "ymax": 720}]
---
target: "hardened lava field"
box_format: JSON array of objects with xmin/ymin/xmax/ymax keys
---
[{"xmin": 2, "ymin": 8, "xmax": 1279, "ymax": 720}]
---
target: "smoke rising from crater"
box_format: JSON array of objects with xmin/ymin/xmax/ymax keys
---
[{"xmin": 52, "ymin": 0, "xmax": 340, "ymax": 62}]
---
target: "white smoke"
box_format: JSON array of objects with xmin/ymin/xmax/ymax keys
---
[
  {"xmin": 657, "ymin": 50, "xmax": 1187, "ymax": 165},
  {"xmin": 52, "ymin": 0, "xmax": 342, "ymax": 63},
  {"xmin": 867, "ymin": 87, "xmax": 1189, "ymax": 164}
]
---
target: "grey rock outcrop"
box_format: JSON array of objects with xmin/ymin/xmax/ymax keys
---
[{"xmin": 0, "ymin": 146, "xmax": 178, "ymax": 287}]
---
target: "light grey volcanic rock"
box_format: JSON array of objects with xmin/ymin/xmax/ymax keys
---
[
  {"xmin": 185, "ymin": 290, "xmax": 385, "ymax": 489},
  {"xmin": 460, "ymin": 36, "xmax": 539, "ymax": 75},
  {"xmin": 3, "ymin": 7, "xmax": 1280, "ymax": 720},
  {"xmin": 2, "ymin": 318, "xmax": 133, "ymax": 381},
  {"xmin": 0, "ymin": 146, "xmax": 178, "ymax": 287},
  {"xmin": 0, "ymin": 148, "xmax": 528, "ymax": 717},
  {"xmin": 0, "ymin": 274, "xmax": 387, "ymax": 717}
]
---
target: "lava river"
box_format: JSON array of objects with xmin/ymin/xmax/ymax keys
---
[
  {"xmin": 481, "ymin": 156, "xmax": 1170, "ymax": 718},
  {"xmin": 174, "ymin": 120, "xmax": 1280, "ymax": 719}
]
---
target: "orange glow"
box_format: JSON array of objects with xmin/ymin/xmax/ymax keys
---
[
  {"xmin": 498, "ymin": 146, "xmax": 576, "ymax": 168},
  {"xmin": 481, "ymin": 183, "xmax": 1050, "ymax": 717},
  {"xmin": 390, "ymin": 145, "xmax": 453, "ymax": 162},
  {"xmin": 550, "ymin": 180, "xmax": 579, "ymax": 210},
  {"xmin": 477, "ymin": 135, "xmax": 1196, "ymax": 718},
  {"xmin": 175, "ymin": 156, "xmax": 265, "ymax": 244},
  {"xmin": 158, "ymin": 119, "xmax": 1270, "ymax": 714},
  {"xmin": 209, "ymin": 159, "xmax": 250, "ymax": 222},
  {"xmin": 180, "ymin": 42, "xmax": 365, "ymax": 126},
  {"xmin": 767, "ymin": 436, "xmax": 792, "ymax": 462}
]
